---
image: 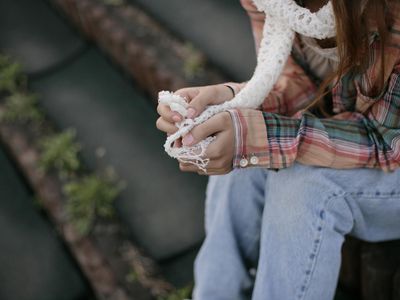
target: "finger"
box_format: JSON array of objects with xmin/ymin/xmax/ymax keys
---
[
  {"xmin": 197, "ymin": 170, "xmax": 209, "ymax": 176},
  {"xmin": 179, "ymin": 162, "xmax": 200, "ymax": 173},
  {"xmin": 182, "ymin": 112, "xmax": 230, "ymax": 146},
  {"xmin": 179, "ymin": 161, "xmax": 229, "ymax": 175},
  {"xmin": 203, "ymin": 131, "xmax": 227, "ymax": 159},
  {"xmin": 198, "ymin": 169, "xmax": 230, "ymax": 176},
  {"xmin": 174, "ymin": 87, "xmax": 200, "ymax": 101},
  {"xmin": 186, "ymin": 88, "xmax": 217, "ymax": 119},
  {"xmin": 179, "ymin": 163, "xmax": 211, "ymax": 175},
  {"xmin": 157, "ymin": 103, "xmax": 182, "ymax": 123},
  {"xmin": 156, "ymin": 117, "xmax": 178, "ymax": 134},
  {"xmin": 173, "ymin": 138, "xmax": 182, "ymax": 148}
]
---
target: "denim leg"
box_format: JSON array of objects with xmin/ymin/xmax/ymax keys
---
[
  {"xmin": 337, "ymin": 167, "xmax": 400, "ymax": 242},
  {"xmin": 252, "ymin": 164, "xmax": 354, "ymax": 300},
  {"xmin": 193, "ymin": 168, "xmax": 268, "ymax": 300},
  {"xmin": 252, "ymin": 163, "xmax": 400, "ymax": 300}
]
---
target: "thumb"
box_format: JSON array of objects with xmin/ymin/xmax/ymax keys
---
[
  {"xmin": 186, "ymin": 89, "xmax": 217, "ymax": 119},
  {"xmin": 182, "ymin": 113, "xmax": 227, "ymax": 146},
  {"xmin": 174, "ymin": 87, "xmax": 199, "ymax": 102}
]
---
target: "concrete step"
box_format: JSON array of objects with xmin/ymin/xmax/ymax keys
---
[
  {"xmin": 128, "ymin": 0, "xmax": 257, "ymax": 81},
  {"xmin": 30, "ymin": 48, "xmax": 207, "ymax": 262},
  {"xmin": 0, "ymin": 0, "xmax": 87, "ymax": 76},
  {"xmin": 0, "ymin": 142, "xmax": 93, "ymax": 300}
]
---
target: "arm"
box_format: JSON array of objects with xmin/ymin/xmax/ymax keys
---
[{"xmin": 228, "ymin": 63, "xmax": 400, "ymax": 172}]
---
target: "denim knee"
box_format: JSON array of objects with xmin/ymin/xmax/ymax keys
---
[{"xmin": 265, "ymin": 164, "xmax": 354, "ymax": 236}]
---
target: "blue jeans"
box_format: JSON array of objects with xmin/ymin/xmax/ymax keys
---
[{"xmin": 193, "ymin": 163, "xmax": 400, "ymax": 300}]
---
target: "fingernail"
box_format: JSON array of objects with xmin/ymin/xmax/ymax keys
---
[
  {"xmin": 186, "ymin": 108, "xmax": 196, "ymax": 119},
  {"xmin": 182, "ymin": 133, "xmax": 194, "ymax": 146},
  {"xmin": 172, "ymin": 114, "xmax": 181, "ymax": 122}
]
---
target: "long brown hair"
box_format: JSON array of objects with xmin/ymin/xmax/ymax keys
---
[{"xmin": 306, "ymin": 0, "xmax": 392, "ymax": 116}]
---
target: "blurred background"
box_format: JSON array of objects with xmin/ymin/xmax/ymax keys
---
[{"xmin": 0, "ymin": 0, "xmax": 399, "ymax": 300}]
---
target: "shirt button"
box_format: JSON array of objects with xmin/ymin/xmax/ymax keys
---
[
  {"xmin": 250, "ymin": 156, "xmax": 259, "ymax": 165},
  {"xmin": 239, "ymin": 158, "xmax": 249, "ymax": 168}
]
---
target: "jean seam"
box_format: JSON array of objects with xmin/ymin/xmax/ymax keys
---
[
  {"xmin": 347, "ymin": 190, "xmax": 400, "ymax": 198},
  {"xmin": 297, "ymin": 193, "xmax": 345, "ymax": 300}
]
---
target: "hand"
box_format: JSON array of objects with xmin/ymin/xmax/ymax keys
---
[
  {"xmin": 179, "ymin": 112, "xmax": 235, "ymax": 175},
  {"xmin": 156, "ymin": 84, "xmax": 236, "ymax": 136}
]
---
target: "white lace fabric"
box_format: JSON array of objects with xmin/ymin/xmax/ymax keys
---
[{"xmin": 159, "ymin": 0, "xmax": 336, "ymax": 172}]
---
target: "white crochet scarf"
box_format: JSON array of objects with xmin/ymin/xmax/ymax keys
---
[{"xmin": 158, "ymin": 0, "xmax": 336, "ymax": 172}]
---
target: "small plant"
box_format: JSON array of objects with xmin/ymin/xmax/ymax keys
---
[
  {"xmin": 0, "ymin": 92, "xmax": 44, "ymax": 123},
  {"xmin": 0, "ymin": 55, "xmax": 25, "ymax": 92},
  {"xmin": 182, "ymin": 43, "xmax": 205, "ymax": 79},
  {"xmin": 125, "ymin": 269, "xmax": 139, "ymax": 283},
  {"xmin": 157, "ymin": 284, "xmax": 193, "ymax": 300},
  {"xmin": 38, "ymin": 129, "xmax": 81, "ymax": 177},
  {"xmin": 64, "ymin": 173, "xmax": 124, "ymax": 235}
]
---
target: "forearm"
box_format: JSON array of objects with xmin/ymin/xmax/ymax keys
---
[{"xmin": 228, "ymin": 108, "xmax": 400, "ymax": 172}]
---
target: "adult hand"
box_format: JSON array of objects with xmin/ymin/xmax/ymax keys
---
[{"xmin": 179, "ymin": 112, "xmax": 235, "ymax": 175}]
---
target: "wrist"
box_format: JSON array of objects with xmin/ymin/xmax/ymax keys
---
[
  {"xmin": 223, "ymin": 84, "xmax": 236, "ymax": 97},
  {"xmin": 217, "ymin": 82, "xmax": 242, "ymax": 102}
]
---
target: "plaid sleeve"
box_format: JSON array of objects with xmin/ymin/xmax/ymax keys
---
[
  {"xmin": 228, "ymin": 64, "xmax": 400, "ymax": 172},
  {"xmin": 260, "ymin": 56, "xmax": 317, "ymax": 116}
]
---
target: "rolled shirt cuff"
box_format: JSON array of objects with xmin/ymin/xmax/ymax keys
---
[{"xmin": 227, "ymin": 108, "xmax": 271, "ymax": 169}]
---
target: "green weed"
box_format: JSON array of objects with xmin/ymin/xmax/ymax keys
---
[
  {"xmin": 157, "ymin": 284, "xmax": 193, "ymax": 300},
  {"xmin": 64, "ymin": 173, "xmax": 123, "ymax": 235},
  {"xmin": 125, "ymin": 269, "xmax": 139, "ymax": 283},
  {"xmin": 0, "ymin": 92, "xmax": 44, "ymax": 123},
  {"xmin": 38, "ymin": 129, "xmax": 81, "ymax": 177},
  {"xmin": 0, "ymin": 55, "xmax": 25, "ymax": 92}
]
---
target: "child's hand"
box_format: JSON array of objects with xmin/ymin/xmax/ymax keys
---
[{"xmin": 156, "ymin": 84, "xmax": 236, "ymax": 135}]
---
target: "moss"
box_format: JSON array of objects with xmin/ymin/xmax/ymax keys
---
[
  {"xmin": 0, "ymin": 92, "xmax": 44, "ymax": 123},
  {"xmin": 0, "ymin": 55, "xmax": 25, "ymax": 93},
  {"xmin": 37, "ymin": 128, "xmax": 81, "ymax": 178},
  {"xmin": 157, "ymin": 284, "xmax": 193, "ymax": 300},
  {"xmin": 63, "ymin": 173, "xmax": 124, "ymax": 235},
  {"xmin": 125, "ymin": 269, "xmax": 139, "ymax": 283}
]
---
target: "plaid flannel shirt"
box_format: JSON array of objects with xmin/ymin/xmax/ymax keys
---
[{"xmin": 226, "ymin": 0, "xmax": 400, "ymax": 172}]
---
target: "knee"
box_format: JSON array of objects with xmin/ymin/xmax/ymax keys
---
[{"xmin": 265, "ymin": 166, "xmax": 353, "ymax": 234}]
